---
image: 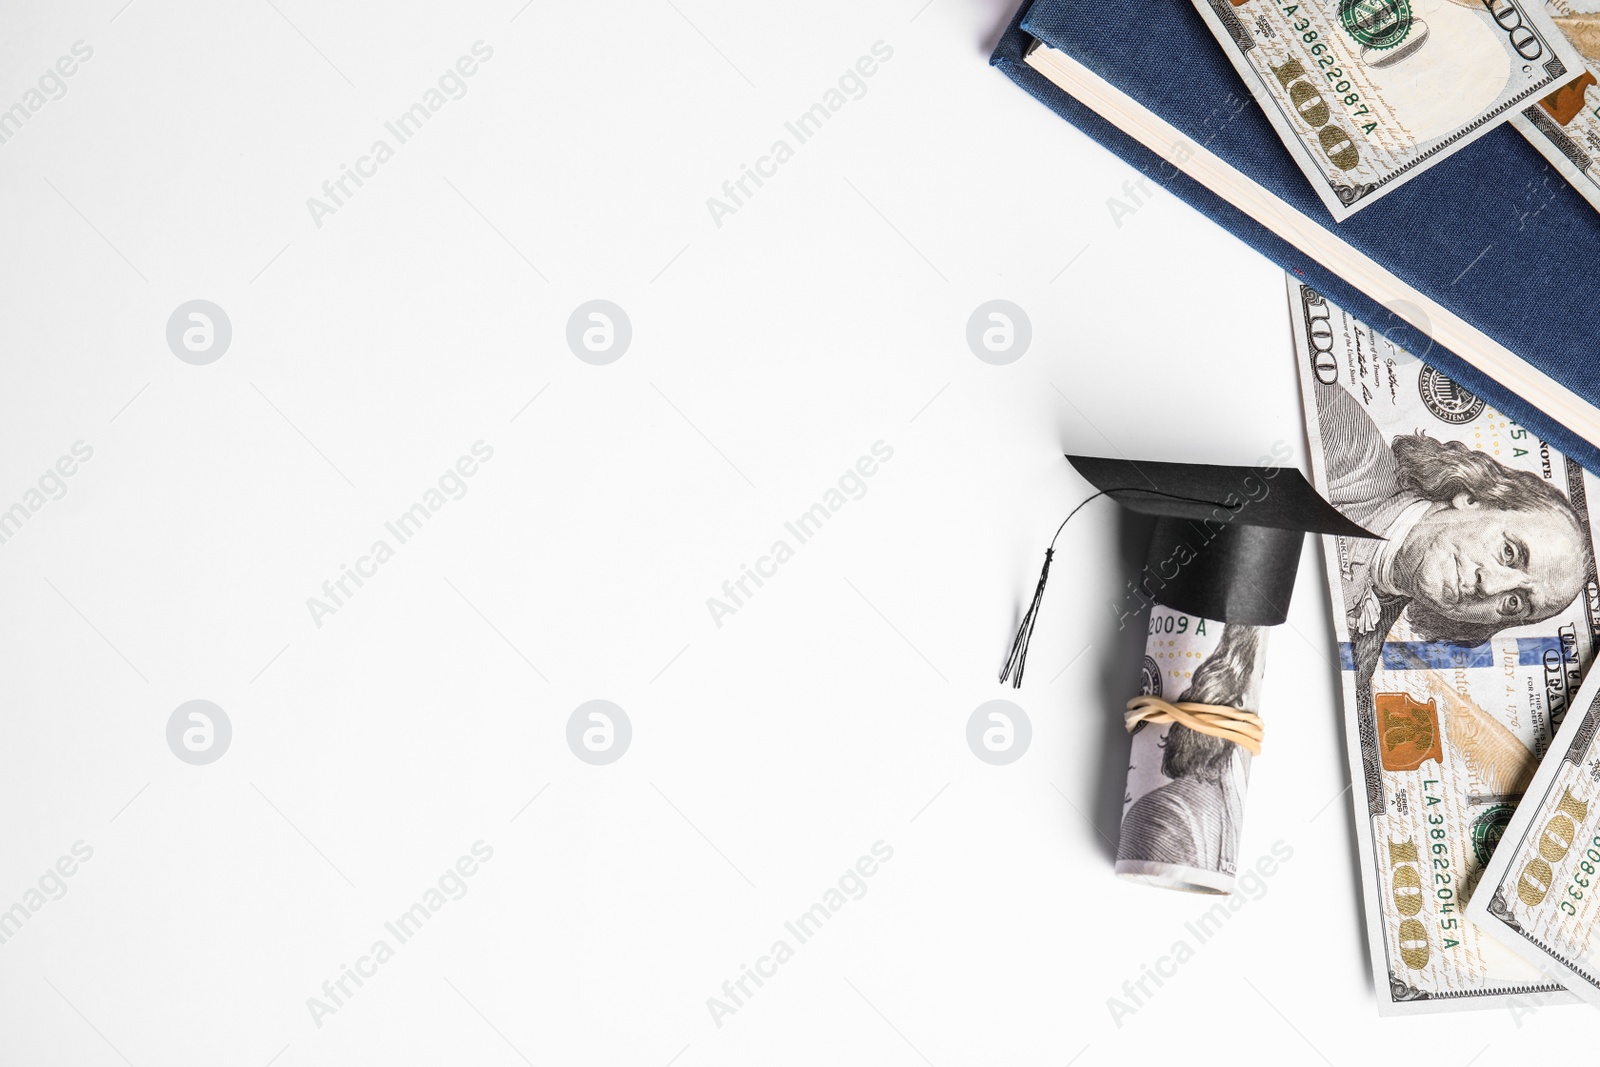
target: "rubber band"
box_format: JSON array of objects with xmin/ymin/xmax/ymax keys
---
[{"xmin": 1124, "ymin": 695, "xmax": 1264, "ymax": 756}]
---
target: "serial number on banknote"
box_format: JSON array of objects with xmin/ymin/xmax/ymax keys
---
[
  {"xmin": 1557, "ymin": 825, "xmax": 1600, "ymax": 914},
  {"xmin": 1273, "ymin": 6, "xmax": 1380, "ymax": 136},
  {"xmin": 1384, "ymin": 780, "xmax": 1467, "ymax": 969}
]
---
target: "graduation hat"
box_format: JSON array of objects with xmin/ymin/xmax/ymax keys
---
[{"xmin": 1000, "ymin": 454, "xmax": 1380, "ymax": 685}]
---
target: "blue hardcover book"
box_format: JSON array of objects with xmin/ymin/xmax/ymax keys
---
[{"xmin": 991, "ymin": 0, "xmax": 1600, "ymax": 473}]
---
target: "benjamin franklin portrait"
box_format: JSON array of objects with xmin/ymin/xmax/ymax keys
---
[{"xmin": 1313, "ymin": 381, "xmax": 1589, "ymax": 685}]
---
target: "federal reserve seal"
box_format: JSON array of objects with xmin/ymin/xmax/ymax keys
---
[
  {"xmin": 1418, "ymin": 365, "xmax": 1485, "ymax": 425},
  {"xmin": 1470, "ymin": 804, "xmax": 1515, "ymax": 866},
  {"xmin": 1139, "ymin": 655, "xmax": 1162, "ymax": 698}
]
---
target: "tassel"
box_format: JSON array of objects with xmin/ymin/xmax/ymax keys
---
[
  {"xmin": 1000, "ymin": 484, "xmax": 1239, "ymax": 687},
  {"xmin": 999, "ymin": 488, "xmax": 1109, "ymax": 687},
  {"xmin": 999, "ymin": 547, "xmax": 1053, "ymax": 687}
]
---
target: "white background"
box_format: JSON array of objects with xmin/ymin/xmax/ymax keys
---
[{"xmin": 0, "ymin": 0, "xmax": 1583, "ymax": 1063}]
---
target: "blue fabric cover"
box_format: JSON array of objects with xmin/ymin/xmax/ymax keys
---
[{"xmin": 992, "ymin": 0, "xmax": 1600, "ymax": 473}]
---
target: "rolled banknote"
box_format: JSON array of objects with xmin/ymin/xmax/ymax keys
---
[
  {"xmin": 1189, "ymin": 0, "xmax": 1587, "ymax": 219},
  {"xmin": 1468, "ymin": 658, "xmax": 1600, "ymax": 1008},
  {"xmin": 1051, "ymin": 456, "xmax": 1372, "ymax": 892},
  {"xmin": 1119, "ymin": 606, "xmax": 1269, "ymax": 893},
  {"xmin": 1510, "ymin": 0, "xmax": 1600, "ymax": 214},
  {"xmin": 1290, "ymin": 275, "xmax": 1600, "ymax": 1013}
]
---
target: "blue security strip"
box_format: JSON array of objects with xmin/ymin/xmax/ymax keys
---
[
  {"xmin": 1517, "ymin": 637, "xmax": 1566, "ymax": 665},
  {"xmin": 1338, "ymin": 637, "xmax": 1563, "ymax": 672}
]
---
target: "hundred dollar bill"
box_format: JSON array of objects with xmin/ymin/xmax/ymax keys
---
[
  {"xmin": 1510, "ymin": 0, "xmax": 1600, "ymax": 213},
  {"xmin": 1119, "ymin": 606, "xmax": 1268, "ymax": 894},
  {"xmin": 1468, "ymin": 654, "xmax": 1600, "ymax": 1008},
  {"xmin": 1191, "ymin": 0, "xmax": 1588, "ymax": 219},
  {"xmin": 1290, "ymin": 276, "xmax": 1600, "ymax": 1013}
]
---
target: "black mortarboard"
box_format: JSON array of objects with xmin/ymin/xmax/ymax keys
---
[
  {"xmin": 1000, "ymin": 454, "xmax": 1380, "ymax": 685},
  {"xmin": 1068, "ymin": 454, "xmax": 1379, "ymax": 626}
]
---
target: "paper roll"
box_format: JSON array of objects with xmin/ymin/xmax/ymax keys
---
[{"xmin": 1116, "ymin": 605, "xmax": 1268, "ymax": 894}]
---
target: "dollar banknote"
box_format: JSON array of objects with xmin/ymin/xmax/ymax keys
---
[
  {"xmin": 1511, "ymin": 0, "xmax": 1600, "ymax": 213},
  {"xmin": 1119, "ymin": 606, "xmax": 1268, "ymax": 894},
  {"xmin": 1290, "ymin": 277, "xmax": 1600, "ymax": 1013},
  {"xmin": 1190, "ymin": 0, "xmax": 1588, "ymax": 219},
  {"xmin": 1468, "ymin": 649, "xmax": 1600, "ymax": 1008}
]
